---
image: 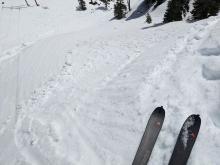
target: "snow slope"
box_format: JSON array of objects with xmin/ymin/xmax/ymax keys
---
[{"xmin": 0, "ymin": 0, "xmax": 220, "ymax": 164}]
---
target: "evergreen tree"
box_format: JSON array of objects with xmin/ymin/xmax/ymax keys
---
[
  {"xmin": 114, "ymin": 0, "xmax": 127, "ymax": 19},
  {"xmin": 146, "ymin": 0, "xmax": 156, "ymax": 4},
  {"xmin": 77, "ymin": 0, "xmax": 87, "ymax": 10},
  {"xmin": 164, "ymin": 0, "xmax": 182, "ymax": 23},
  {"xmin": 89, "ymin": 0, "xmax": 98, "ymax": 5},
  {"xmin": 100, "ymin": 0, "xmax": 111, "ymax": 9},
  {"xmin": 191, "ymin": 0, "xmax": 220, "ymax": 20},
  {"xmin": 163, "ymin": 0, "xmax": 190, "ymax": 23},
  {"xmin": 146, "ymin": 13, "xmax": 152, "ymax": 23},
  {"xmin": 182, "ymin": 0, "xmax": 190, "ymax": 16}
]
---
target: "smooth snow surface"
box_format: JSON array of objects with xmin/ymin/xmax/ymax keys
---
[{"xmin": 0, "ymin": 0, "xmax": 220, "ymax": 164}]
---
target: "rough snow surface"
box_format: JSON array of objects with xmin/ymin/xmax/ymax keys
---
[{"xmin": 0, "ymin": 0, "xmax": 220, "ymax": 165}]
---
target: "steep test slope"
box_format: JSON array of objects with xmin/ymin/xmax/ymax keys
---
[
  {"xmin": 0, "ymin": 0, "xmax": 219, "ymax": 164},
  {"xmin": 16, "ymin": 17, "xmax": 220, "ymax": 165}
]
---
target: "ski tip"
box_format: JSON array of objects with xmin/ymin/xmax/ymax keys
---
[
  {"xmin": 195, "ymin": 114, "xmax": 200, "ymax": 118},
  {"xmin": 154, "ymin": 106, "xmax": 165, "ymax": 115},
  {"xmin": 189, "ymin": 114, "xmax": 201, "ymax": 121},
  {"xmin": 194, "ymin": 114, "xmax": 201, "ymax": 122},
  {"xmin": 187, "ymin": 114, "xmax": 201, "ymax": 126}
]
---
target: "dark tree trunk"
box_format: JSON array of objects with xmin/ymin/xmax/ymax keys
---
[
  {"xmin": 127, "ymin": 0, "xmax": 131, "ymax": 11},
  {"xmin": 24, "ymin": 0, "xmax": 30, "ymax": 6},
  {"xmin": 34, "ymin": 0, "xmax": 40, "ymax": 6}
]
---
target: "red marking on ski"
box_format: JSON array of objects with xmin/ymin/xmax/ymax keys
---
[{"xmin": 191, "ymin": 133, "xmax": 196, "ymax": 139}]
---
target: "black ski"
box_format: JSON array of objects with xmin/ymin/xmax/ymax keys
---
[
  {"xmin": 169, "ymin": 114, "xmax": 201, "ymax": 165},
  {"xmin": 132, "ymin": 106, "xmax": 165, "ymax": 165}
]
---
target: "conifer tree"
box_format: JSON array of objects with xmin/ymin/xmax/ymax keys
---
[
  {"xmin": 163, "ymin": 0, "xmax": 190, "ymax": 23},
  {"xmin": 146, "ymin": 0, "xmax": 156, "ymax": 4},
  {"xmin": 77, "ymin": 0, "xmax": 87, "ymax": 10},
  {"xmin": 100, "ymin": 0, "xmax": 111, "ymax": 9},
  {"xmin": 89, "ymin": 0, "xmax": 97, "ymax": 5},
  {"xmin": 114, "ymin": 0, "xmax": 127, "ymax": 19},
  {"xmin": 182, "ymin": 0, "xmax": 190, "ymax": 16},
  {"xmin": 191, "ymin": 0, "xmax": 220, "ymax": 20},
  {"xmin": 146, "ymin": 13, "xmax": 152, "ymax": 23},
  {"xmin": 163, "ymin": 0, "xmax": 182, "ymax": 23}
]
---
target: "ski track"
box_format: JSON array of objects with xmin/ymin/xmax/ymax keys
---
[{"xmin": 14, "ymin": 17, "xmax": 220, "ymax": 165}]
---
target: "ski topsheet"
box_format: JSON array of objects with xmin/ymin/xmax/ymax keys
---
[
  {"xmin": 168, "ymin": 114, "xmax": 201, "ymax": 165},
  {"xmin": 132, "ymin": 106, "xmax": 165, "ymax": 165}
]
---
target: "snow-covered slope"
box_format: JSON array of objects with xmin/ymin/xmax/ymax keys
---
[{"xmin": 0, "ymin": 0, "xmax": 220, "ymax": 164}]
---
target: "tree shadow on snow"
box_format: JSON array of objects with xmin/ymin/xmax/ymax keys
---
[
  {"xmin": 126, "ymin": 1, "xmax": 151, "ymax": 21},
  {"xmin": 142, "ymin": 22, "xmax": 165, "ymax": 30},
  {"xmin": 95, "ymin": 6, "xmax": 108, "ymax": 11},
  {"xmin": 126, "ymin": 0, "xmax": 167, "ymax": 21},
  {"xmin": 2, "ymin": 5, "xmax": 29, "ymax": 10},
  {"xmin": 109, "ymin": 17, "xmax": 116, "ymax": 21}
]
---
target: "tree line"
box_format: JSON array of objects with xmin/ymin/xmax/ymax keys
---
[
  {"xmin": 77, "ymin": 0, "xmax": 127, "ymax": 19},
  {"xmin": 164, "ymin": 0, "xmax": 220, "ymax": 22},
  {"xmin": 78, "ymin": 0, "xmax": 220, "ymax": 21}
]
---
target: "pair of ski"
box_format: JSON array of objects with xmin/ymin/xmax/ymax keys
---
[{"xmin": 132, "ymin": 106, "xmax": 201, "ymax": 165}]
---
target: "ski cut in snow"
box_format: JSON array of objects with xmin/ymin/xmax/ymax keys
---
[
  {"xmin": 132, "ymin": 106, "xmax": 165, "ymax": 165},
  {"xmin": 169, "ymin": 115, "xmax": 201, "ymax": 165}
]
